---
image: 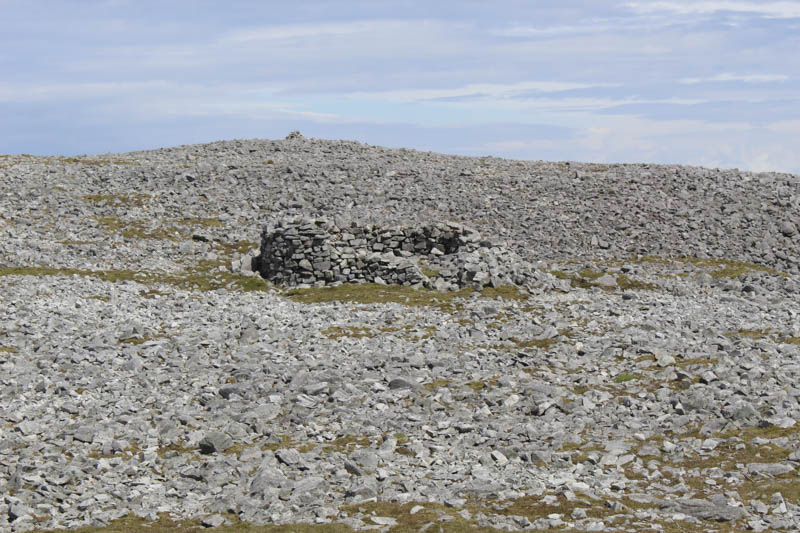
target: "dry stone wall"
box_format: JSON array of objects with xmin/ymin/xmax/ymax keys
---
[{"xmin": 257, "ymin": 217, "xmax": 548, "ymax": 289}]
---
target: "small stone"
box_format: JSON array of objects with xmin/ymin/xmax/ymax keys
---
[
  {"xmin": 593, "ymin": 274, "xmax": 617, "ymax": 288},
  {"xmin": 491, "ymin": 450, "xmax": 509, "ymax": 465},
  {"xmin": 344, "ymin": 461, "xmax": 362, "ymax": 476},
  {"xmin": 445, "ymin": 498, "xmax": 467, "ymax": 508},
  {"xmin": 73, "ymin": 426, "xmax": 96, "ymax": 443},
  {"xmin": 276, "ymin": 448, "xmax": 302, "ymax": 465},
  {"xmin": 780, "ymin": 221, "xmax": 797, "ymax": 236},
  {"xmin": 202, "ymin": 514, "xmax": 229, "ymax": 528},
  {"xmin": 388, "ymin": 377, "xmax": 415, "ymax": 390},
  {"xmin": 198, "ymin": 432, "xmax": 233, "ymax": 454}
]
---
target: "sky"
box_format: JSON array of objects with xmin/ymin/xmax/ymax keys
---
[{"xmin": 1, "ymin": 0, "xmax": 799, "ymax": 173}]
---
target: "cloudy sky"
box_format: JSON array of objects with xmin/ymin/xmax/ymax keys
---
[{"xmin": 2, "ymin": 1, "xmax": 799, "ymax": 173}]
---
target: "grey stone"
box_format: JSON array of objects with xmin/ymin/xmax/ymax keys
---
[
  {"xmin": 198, "ymin": 432, "xmax": 234, "ymax": 454},
  {"xmin": 201, "ymin": 514, "xmax": 230, "ymax": 528},
  {"xmin": 659, "ymin": 498, "xmax": 746, "ymax": 521},
  {"xmin": 276, "ymin": 448, "xmax": 302, "ymax": 466},
  {"xmin": 388, "ymin": 377, "xmax": 415, "ymax": 390},
  {"xmin": 73, "ymin": 426, "xmax": 96, "ymax": 443}
]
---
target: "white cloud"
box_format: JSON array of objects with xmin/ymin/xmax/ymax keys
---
[
  {"xmin": 768, "ymin": 119, "xmax": 800, "ymax": 133},
  {"xmin": 0, "ymin": 81, "xmax": 174, "ymax": 103},
  {"xmin": 680, "ymin": 73, "xmax": 790, "ymax": 84},
  {"xmin": 490, "ymin": 22, "xmax": 622, "ymax": 38},
  {"xmin": 222, "ymin": 20, "xmax": 401, "ymax": 42},
  {"xmin": 626, "ymin": 1, "xmax": 800, "ymax": 18},
  {"xmin": 350, "ymin": 80, "xmax": 619, "ymax": 104}
]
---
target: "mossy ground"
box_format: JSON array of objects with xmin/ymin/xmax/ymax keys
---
[{"xmin": 0, "ymin": 264, "xmax": 271, "ymax": 294}]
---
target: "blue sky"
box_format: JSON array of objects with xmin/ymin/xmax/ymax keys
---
[{"xmin": 2, "ymin": 1, "xmax": 799, "ymax": 173}]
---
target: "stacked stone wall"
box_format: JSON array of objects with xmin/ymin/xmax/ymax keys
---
[{"xmin": 257, "ymin": 218, "xmax": 490, "ymax": 288}]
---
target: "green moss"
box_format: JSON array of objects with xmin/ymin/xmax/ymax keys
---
[
  {"xmin": 0, "ymin": 346, "xmax": 17, "ymax": 354},
  {"xmin": 613, "ymin": 373, "xmax": 638, "ymax": 383}
]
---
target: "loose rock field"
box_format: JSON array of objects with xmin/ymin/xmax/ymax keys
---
[{"xmin": 1, "ymin": 134, "xmax": 800, "ymax": 532}]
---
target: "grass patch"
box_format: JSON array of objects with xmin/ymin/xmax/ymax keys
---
[
  {"xmin": 322, "ymin": 324, "xmax": 436, "ymax": 342},
  {"xmin": 634, "ymin": 256, "xmax": 786, "ymax": 279},
  {"xmin": 82, "ymin": 193, "xmax": 151, "ymax": 208},
  {"xmin": 118, "ymin": 334, "xmax": 166, "ymax": 345},
  {"xmin": 58, "ymin": 240, "xmax": 95, "ymax": 246},
  {"xmin": 616, "ymin": 274, "xmax": 658, "ymax": 291},
  {"xmin": 320, "ymin": 435, "xmax": 374, "ymax": 454},
  {"xmin": 675, "ymin": 356, "xmax": 718, "ymax": 368},
  {"xmin": 780, "ymin": 337, "xmax": 800, "ymax": 345},
  {"xmin": 725, "ymin": 329, "xmax": 773, "ymax": 340},
  {"xmin": 0, "ymin": 514, "xmax": 359, "ymax": 533},
  {"xmin": 173, "ymin": 217, "xmax": 223, "ymax": 228},
  {"xmin": 466, "ymin": 376, "xmax": 499, "ymax": 392},
  {"xmin": 284, "ymin": 283, "xmax": 530, "ymax": 310},
  {"xmin": 613, "ymin": 373, "xmax": 638, "ymax": 383},
  {"xmin": 423, "ymin": 378, "xmax": 453, "ymax": 391},
  {"xmin": 479, "ymin": 285, "xmax": 529, "ymax": 301},
  {"xmin": 322, "ymin": 326, "xmax": 376, "ymax": 339},
  {"xmin": 340, "ymin": 501, "xmax": 481, "ymax": 532},
  {"xmin": 0, "ymin": 265, "xmax": 271, "ymax": 294},
  {"xmin": 0, "ymin": 346, "xmax": 18, "ymax": 354},
  {"xmin": 94, "ymin": 216, "xmax": 187, "ymax": 241},
  {"xmin": 420, "ymin": 266, "xmax": 441, "ymax": 278},
  {"xmin": 285, "ymin": 283, "xmax": 473, "ymax": 310},
  {"xmin": 61, "ymin": 157, "xmax": 134, "ymax": 166},
  {"xmin": 549, "ymin": 268, "xmax": 647, "ymax": 291},
  {"xmin": 510, "ymin": 337, "xmax": 557, "ymax": 350}
]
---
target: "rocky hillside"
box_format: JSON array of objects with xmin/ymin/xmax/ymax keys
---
[{"xmin": 1, "ymin": 133, "xmax": 800, "ymax": 532}]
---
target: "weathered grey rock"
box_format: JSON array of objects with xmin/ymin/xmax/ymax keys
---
[
  {"xmin": 198, "ymin": 432, "xmax": 234, "ymax": 454},
  {"xmin": 658, "ymin": 498, "xmax": 747, "ymax": 522},
  {"xmin": 275, "ymin": 448, "xmax": 302, "ymax": 466},
  {"xmin": 201, "ymin": 514, "xmax": 230, "ymax": 528}
]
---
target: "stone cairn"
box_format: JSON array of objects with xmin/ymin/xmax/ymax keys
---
[{"xmin": 257, "ymin": 217, "xmax": 550, "ymax": 290}]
